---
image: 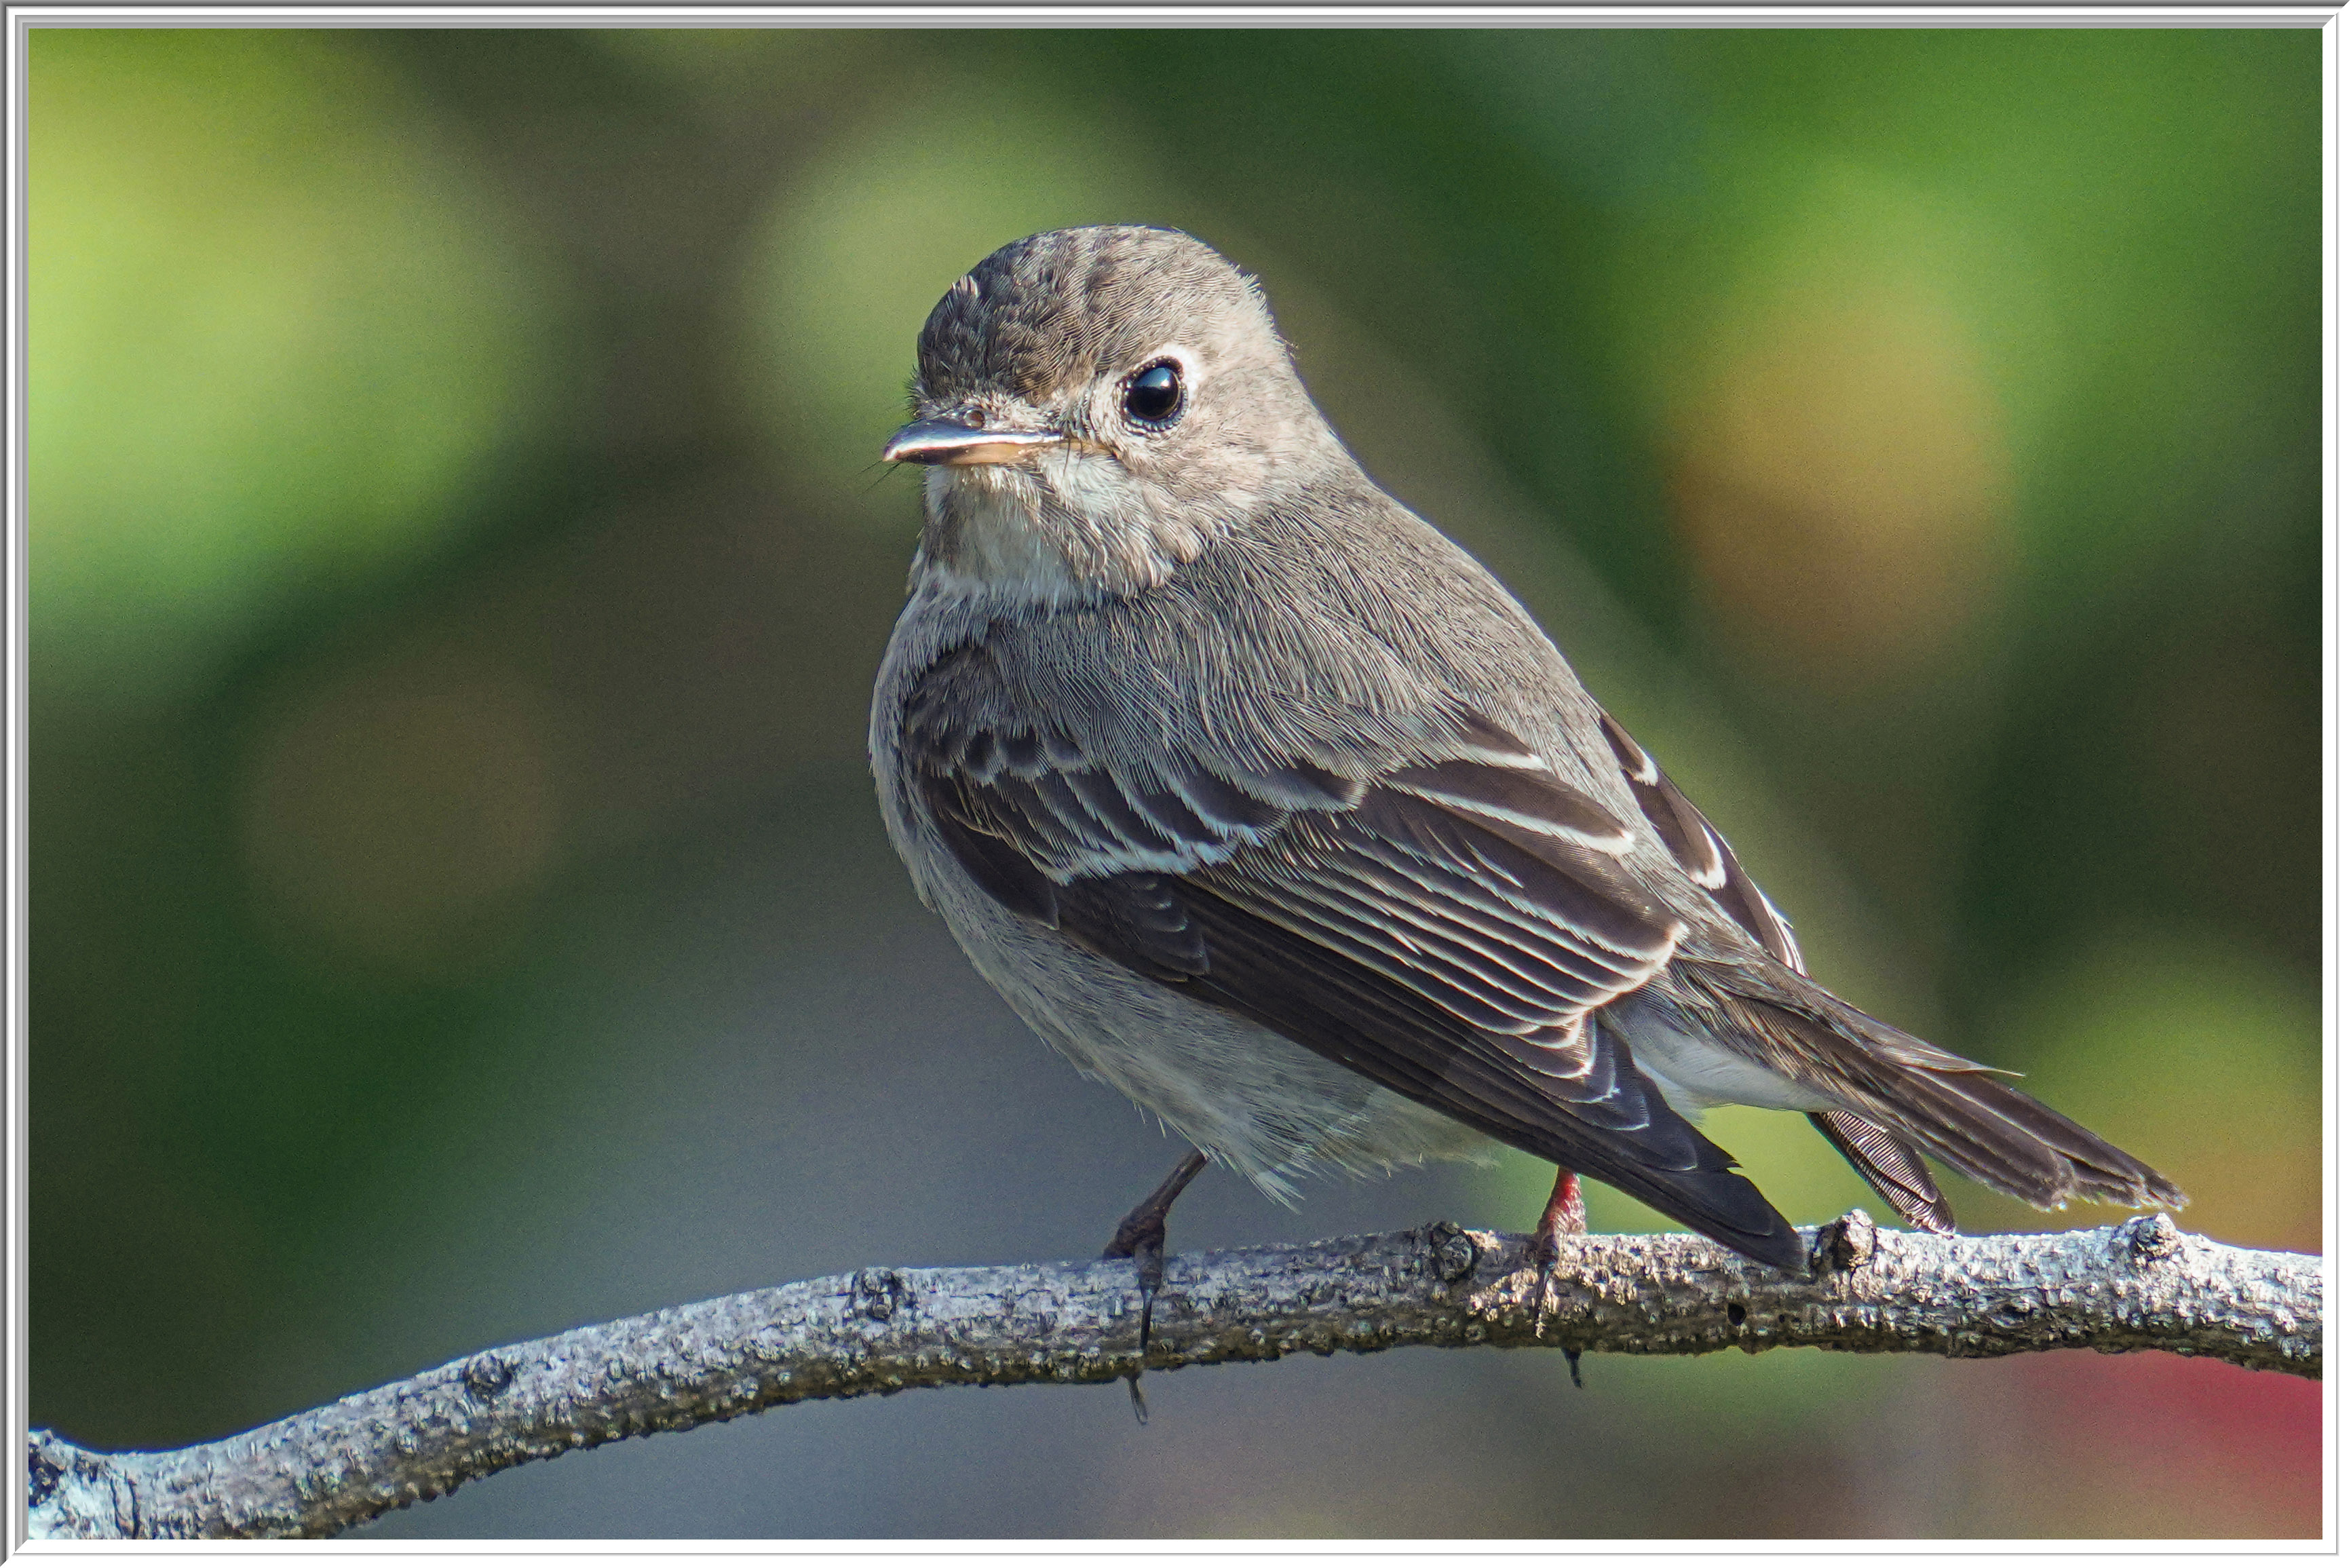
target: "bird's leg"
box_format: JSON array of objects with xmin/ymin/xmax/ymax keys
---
[
  {"xmin": 1529, "ymin": 1166, "xmax": 1588, "ymax": 1387},
  {"xmin": 1101, "ymin": 1148, "xmax": 1209, "ymax": 1423},
  {"xmin": 1103, "ymin": 1147, "xmax": 1210, "ymax": 1288},
  {"xmin": 1527, "ymin": 1165, "xmax": 1588, "ymax": 1317}
]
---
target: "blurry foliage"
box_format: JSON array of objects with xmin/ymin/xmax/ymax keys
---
[
  {"xmin": 28, "ymin": 25, "xmax": 2319, "ymax": 1540},
  {"xmin": 31, "ymin": 29, "xmax": 558, "ymax": 709}
]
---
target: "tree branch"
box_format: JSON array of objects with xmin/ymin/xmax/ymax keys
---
[{"xmin": 26, "ymin": 1213, "xmax": 2318, "ymax": 1540}]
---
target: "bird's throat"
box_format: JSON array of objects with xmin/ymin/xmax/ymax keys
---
[
  {"xmin": 917, "ymin": 461, "xmax": 1205, "ymax": 609},
  {"xmin": 920, "ymin": 465, "xmax": 1086, "ymax": 606}
]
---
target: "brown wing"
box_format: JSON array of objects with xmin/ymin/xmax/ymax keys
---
[{"xmin": 904, "ymin": 651, "xmax": 1808, "ymax": 1269}]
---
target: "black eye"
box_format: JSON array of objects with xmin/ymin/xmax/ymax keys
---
[{"xmin": 1122, "ymin": 361, "xmax": 1184, "ymax": 427}]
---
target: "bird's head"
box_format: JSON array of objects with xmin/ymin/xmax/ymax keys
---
[{"xmin": 884, "ymin": 225, "xmax": 1345, "ymax": 607}]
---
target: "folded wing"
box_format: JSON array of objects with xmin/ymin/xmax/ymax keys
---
[{"xmin": 904, "ymin": 651, "xmax": 1807, "ymax": 1269}]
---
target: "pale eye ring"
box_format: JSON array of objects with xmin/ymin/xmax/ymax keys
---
[{"xmin": 1121, "ymin": 360, "xmax": 1184, "ymax": 428}]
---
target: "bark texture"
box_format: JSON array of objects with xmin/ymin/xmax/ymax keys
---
[{"xmin": 26, "ymin": 1213, "xmax": 2319, "ymax": 1540}]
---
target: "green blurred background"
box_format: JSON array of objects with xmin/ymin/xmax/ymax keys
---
[{"xmin": 29, "ymin": 25, "xmax": 2320, "ymax": 1540}]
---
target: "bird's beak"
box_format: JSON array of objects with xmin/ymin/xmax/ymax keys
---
[{"xmin": 881, "ymin": 418, "xmax": 1065, "ymax": 467}]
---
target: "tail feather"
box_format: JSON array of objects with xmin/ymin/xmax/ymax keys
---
[
  {"xmin": 1733, "ymin": 979, "xmax": 2187, "ymax": 1215},
  {"xmin": 1808, "ymin": 1111, "xmax": 1955, "ymax": 1232},
  {"xmin": 1888, "ymin": 1061, "xmax": 2186, "ymax": 1210}
]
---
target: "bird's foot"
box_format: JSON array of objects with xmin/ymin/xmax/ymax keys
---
[
  {"xmin": 1527, "ymin": 1167, "xmax": 1588, "ymax": 1387},
  {"xmin": 1105, "ymin": 1222, "xmax": 1168, "ymax": 1427},
  {"xmin": 1102, "ymin": 1149, "xmax": 1209, "ymax": 1425}
]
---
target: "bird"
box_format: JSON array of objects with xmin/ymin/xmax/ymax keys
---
[{"xmin": 866, "ymin": 224, "xmax": 2184, "ymax": 1366}]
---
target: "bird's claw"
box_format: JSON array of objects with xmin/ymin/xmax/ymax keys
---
[
  {"xmin": 1529, "ymin": 1168, "xmax": 1588, "ymax": 1388},
  {"xmin": 1523, "ymin": 1229, "xmax": 1588, "ymax": 1388},
  {"xmin": 1525, "ymin": 1225, "xmax": 1563, "ymax": 1339},
  {"xmin": 1105, "ymin": 1220, "xmax": 1168, "ymax": 1424}
]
